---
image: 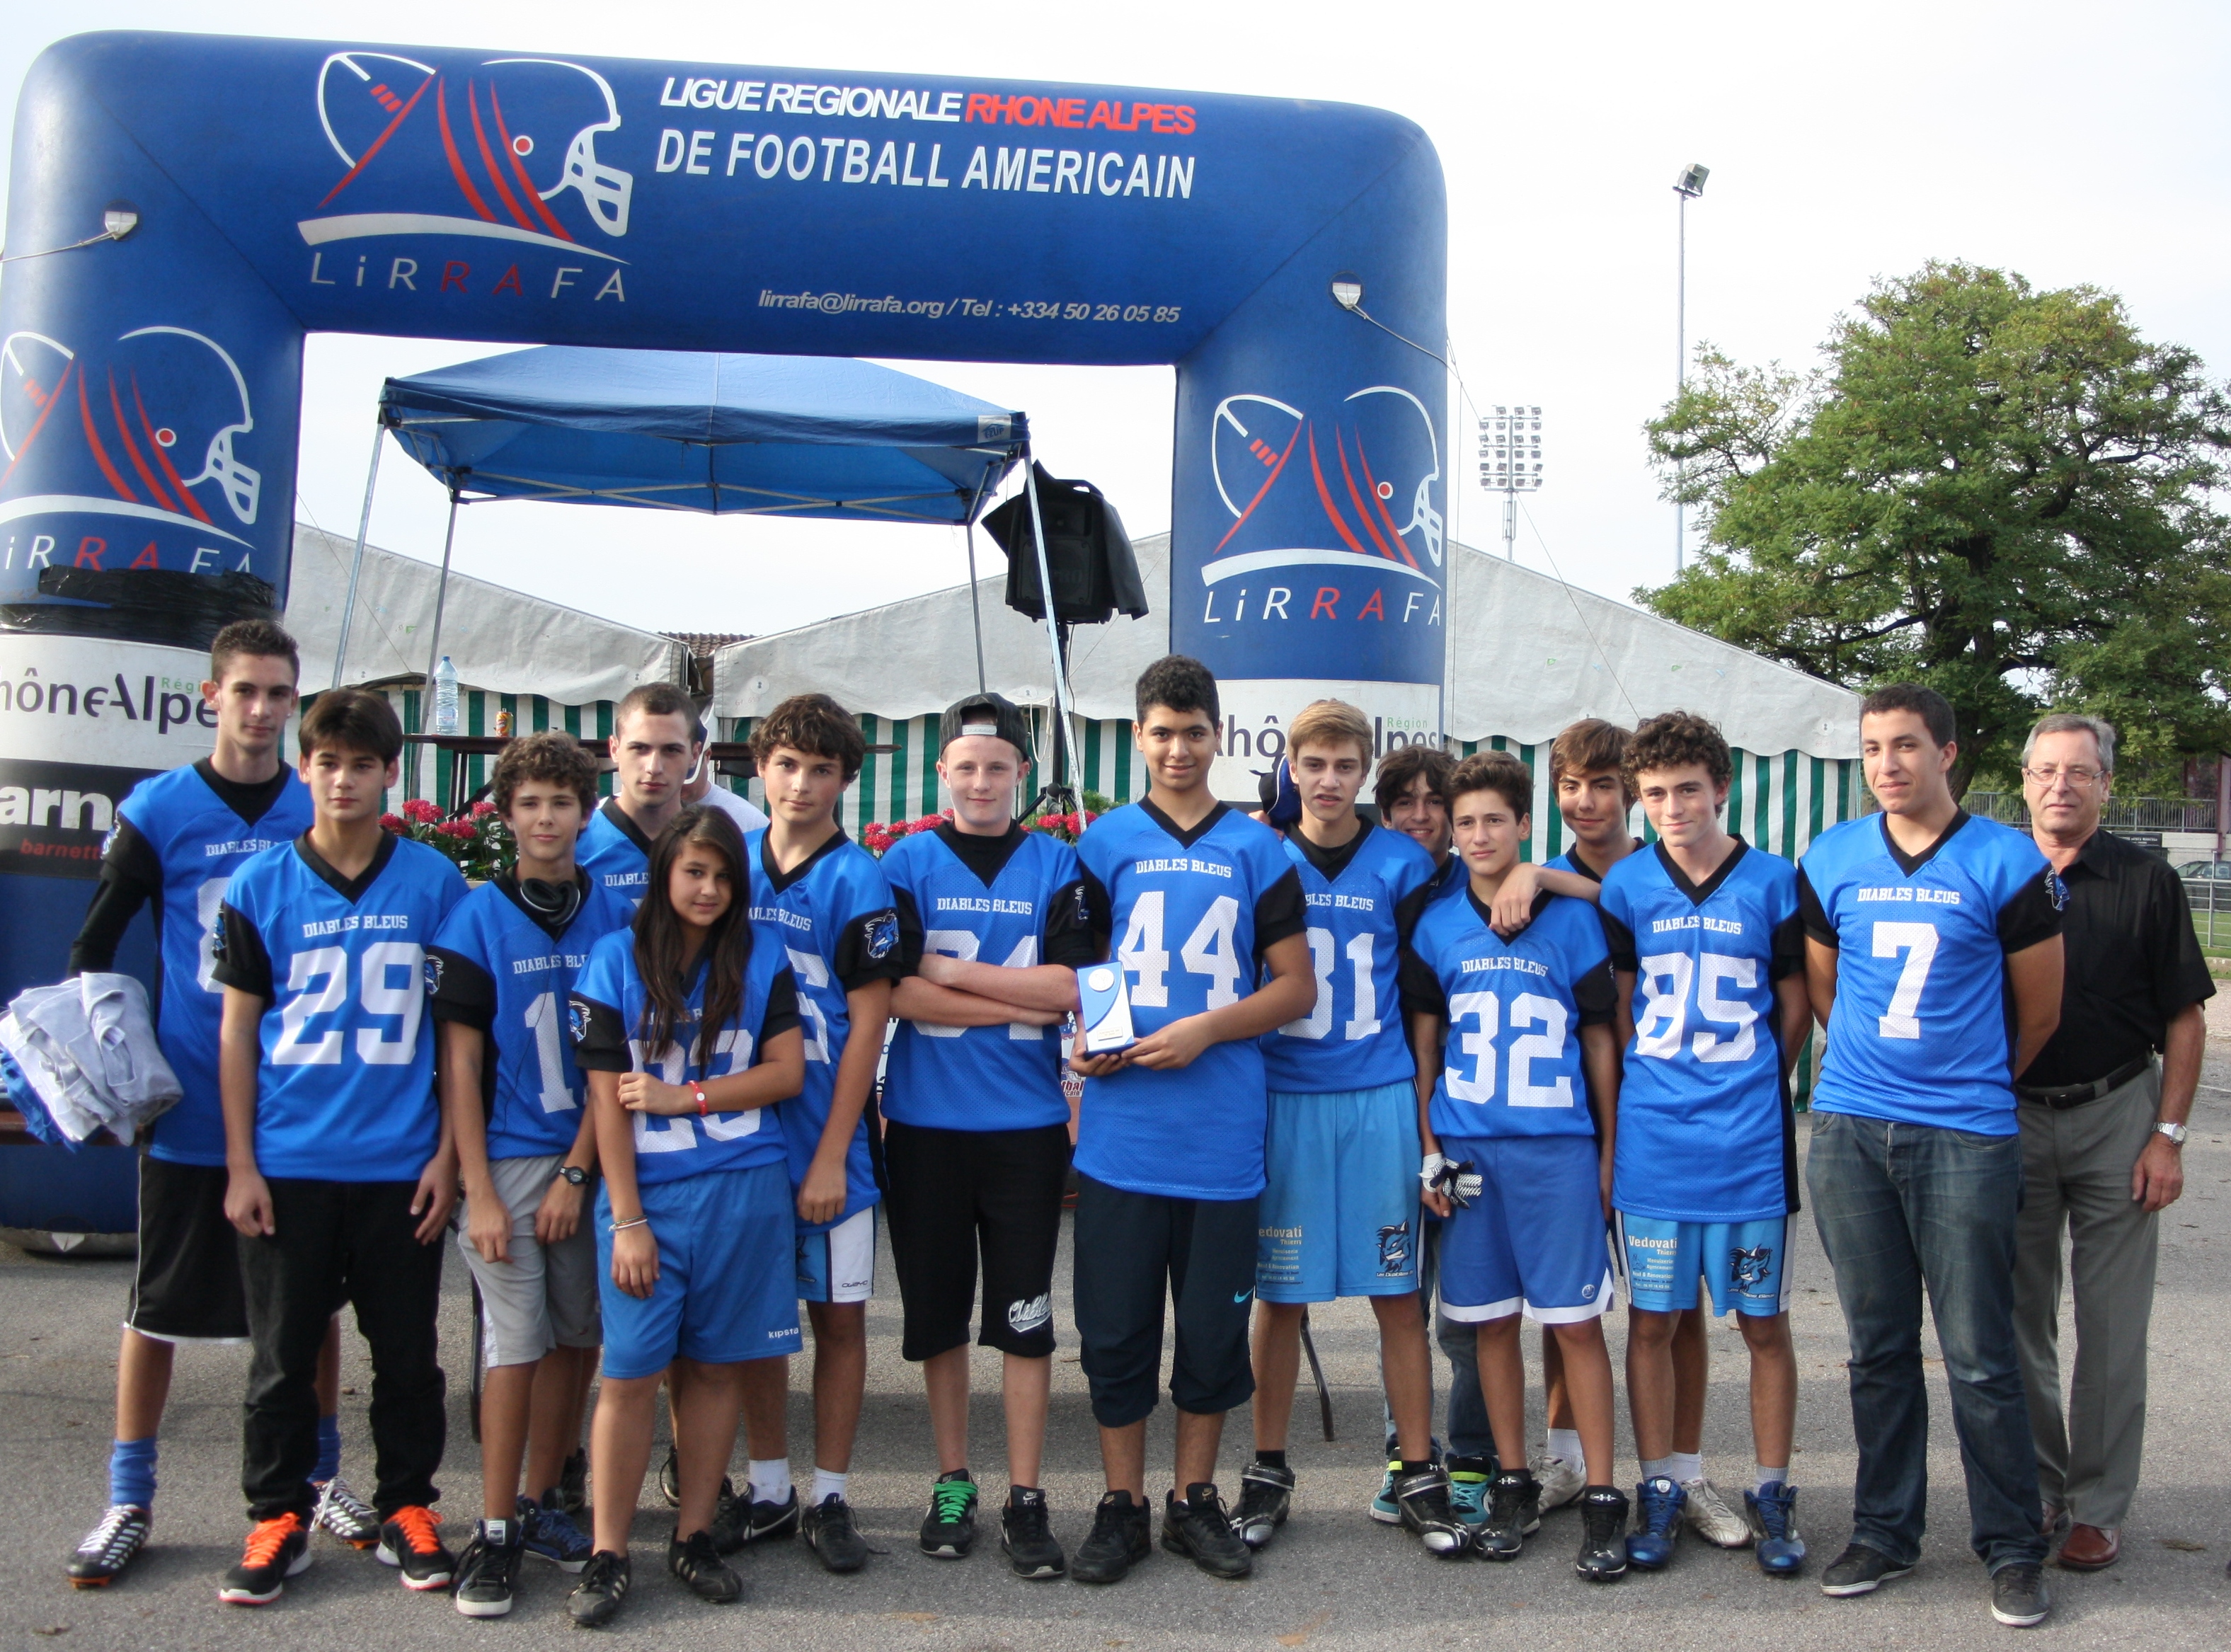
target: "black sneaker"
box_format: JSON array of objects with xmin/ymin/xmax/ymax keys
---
[
  {"xmin": 219, "ymin": 1513, "xmax": 311, "ymax": 1605},
  {"xmin": 68, "ymin": 1504, "xmax": 151, "ymax": 1588},
  {"xmin": 1232, "ymin": 1460, "xmax": 1295, "ymax": 1550},
  {"xmin": 799, "ymin": 1493, "xmax": 868, "ymax": 1573},
  {"xmin": 452, "ymin": 1518, "xmax": 524, "ymax": 1619},
  {"xmin": 919, "ymin": 1469, "xmax": 978, "ymax": 1559},
  {"xmin": 711, "ymin": 1481, "xmax": 800, "ymax": 1554},
  {"xmin": 1394, "ymin": 1466, "xmax": 1471, "ymax": 1559},
  {"xmin": 377, "ymin": 1506, "xmax": 456, "ymax": 1590},
  {"xmin": 1575, "ymin": 1485, "xmax": 1629, "ymax": 1582},
  {"xmin": 658, "ymin": 1446, "xmax": 681, "ymax": 1508},
  {"xmin": 1001, "ymin": 1486, "xmax": 1065, "ymax": 1579},
  {"xmin": 1991, "ymin": 1561, "xmax": 2050, "ymax": 1628},
  {"xmin": 1820, "ymin": 1542, "xmax": 1915, "ymax": 1597},
  {"xmin": 668, "ymin": 1527, "xmax": 742, "ymax": 1603},
  {"xmin": 1476, "ymin": 1470, "xmax": 1542, "ymax": 1561},
  {"xmin": 568, "ymin": 1549, "xmax": 631, "ymax": 1627},
  {"xmin": 1070, "ymin": 1491, "xmax": 1152, "ymax": 1585},
  {"xmin": 557, "ymin": 1448, "xmax": 588, "ymax": 1519},
  {"xmin": 1160, "ymin": 1484, "xmax": 1251, "ymax": 1580}
]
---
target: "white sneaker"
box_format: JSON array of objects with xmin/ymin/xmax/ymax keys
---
[
  {"xmin": 312, "ymin": 1475, "xmax": 380, "ymax": 1549},
  {"xmin": 1680, "ymin": 1478, "xmax": 1752, "ymax": 1547},
  {"xmin": 1530, "ymin": 1453, "xmax": 1585, "ymax": 1512}
]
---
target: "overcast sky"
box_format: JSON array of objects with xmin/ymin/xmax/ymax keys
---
[{"xmin": 6, "ymin": 2, "xmax": 2226, "ymax": 639}]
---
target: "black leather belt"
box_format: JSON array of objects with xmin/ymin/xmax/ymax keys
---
[{"xmin": 2015, "ymin": 1053, "xmax": 2152, "ymax": 1110}]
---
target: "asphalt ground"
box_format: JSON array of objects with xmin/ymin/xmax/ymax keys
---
[{"xmin": 6, "ymin": 1011, "xmax": 2230, "ymax": 1651}]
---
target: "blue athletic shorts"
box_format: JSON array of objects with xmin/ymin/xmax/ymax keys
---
[
  {"xmin": 595, "ymin": 1164, "xmax": 801, "ymax": 1379},
  {"xmin": 1437, "ymin": 1134, "xmax": 1615, "ymax": 1324},
  {"xmin": 1615, "ymin": 1211, "xmax": 1791, "ymax": 1317},
  {"xmin": 1258, "ymin": 1082, "xmax": 1421, "ymax": 1302},
  {"xmin": 795, "ymin": 1205, "xmax": 878, "ymax": 1304}
]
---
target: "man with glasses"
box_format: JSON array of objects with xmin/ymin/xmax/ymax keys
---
[{"xmin": 2012, "ymin": 713, "xmax": 2213, "ymax": 1574}]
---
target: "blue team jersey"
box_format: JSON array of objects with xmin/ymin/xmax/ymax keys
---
[
  {"xmin": 577, "ymin": 800, "xmax": 655, "ymax": 910},
  {"xmin": 745, "ymin": 827, "xmax": 902, "ymax": 1229},
  {"xmin": 1073, "ymin": 801, "xmax": 1307, "ymax": 1200},
  {"xmin": 1426, "ymin": 851, "xmax": 1467, "ymax": 904},
  {"xmin": 213, "ymin": 834, "xmax": 466, "ymax": 1181},
  {"xmin": 428, "ymin": 873, "xmax": 636, "ymax": 1160},
  {"xmin": 1261, "ymin": 822, "xmax": 1438, "ymax": 1093},
  {"xmin": 109, "ymin": 762, "xmax": 313, "ymax": 1167},
  {"xmin": 1799, "ymin": 811, "xmax": 2063, "ymax": 1136},
  {"xmin": 1401, "ymin": 887, "xmax": 1616, "ymax": 1143},
  {"xmin": 567, "ymin": 927, "xmax": 800, "ymax": 1185},
  {"xmin": 881, "ymin": 825, "xmax": 1096, "ymax": 1132},
  {"xmin": 1599, "ymin": 841, "xmax": 1803, "ymax": 1222}
]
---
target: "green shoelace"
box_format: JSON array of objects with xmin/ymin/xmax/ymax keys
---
[{"xmin": 930, "ymin": 1479, "xmax": 977, "ymax": 1523}]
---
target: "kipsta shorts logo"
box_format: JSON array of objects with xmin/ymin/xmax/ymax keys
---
[
  {"xmin": 1731, "ymin": 1245, "xmax": 1774, "ymax": 1290},
  {"xmin": 1, "ymin": 326, "xmax": 263, "ymax": 544},
  {"xmin": 1006, "ymin": 1292, "xmax": 1052, "ymax": 1335},
  {"xmin": 302, "ymin": 50, "xmax": 634, "ymax": 258},
  {"xmin": 864, "ymin": 911, "xmax": 899, "ymax": 962},
  {"xmin": 1375, "ymin": 1219, "xmax": 1412, "ymax": 1276}
]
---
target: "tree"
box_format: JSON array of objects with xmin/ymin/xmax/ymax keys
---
[{"xmin": 1643, "ymin": 261, "xmax": 2231, "ymax": 795}]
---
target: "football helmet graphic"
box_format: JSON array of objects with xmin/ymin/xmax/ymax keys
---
[
  {"xmin": 1343, "ymin": 386, "xmax": 1443, "ymax": 570},
  {"xmin": 1204, "ymin": 386, "xmax": 1443, "ymax": 576},
  {"xmin": 310, "ymin": 50, "xmax": 631, "ymax": 244},
  {"xmin": 0, "ymin": 324, "xmax": 258, "ymax": 530}
]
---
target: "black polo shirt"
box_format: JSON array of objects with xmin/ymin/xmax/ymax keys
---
[{"xmin": 2021, "ymin": 827, "xmax": 2215, "ymax": 1089}]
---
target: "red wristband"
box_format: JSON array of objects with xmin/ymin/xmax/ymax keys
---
[{"xmin": 692, "ymin": 1082, "xmax": 709, "ymax": 1117}]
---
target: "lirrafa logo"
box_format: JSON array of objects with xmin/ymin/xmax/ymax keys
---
[
  {"xmin": 302, "ymin": 51, "xmax": 634, "ymax": 263},
  {"xmin": 1, "ymin": 326, "xmax": 260, "ymax": 567}
]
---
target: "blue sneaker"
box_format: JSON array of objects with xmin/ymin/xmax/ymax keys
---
[
  {"xmin": 1446, "ymin": 1456, "xmax": 1492, "ymax": 1532},
  {"xmin": 1370, "ymin": 1459, "xmax": 1403, "ymax": 1524},
  {"xmin": 1625, "ymin": 1476, "xmax": 1685, "ymax": 1570},
  {"xmin": 519, "ymin": 1493, "xmax": 593, "ymax": 1573},
  {"xmin": 1745, "ymin": 1482, "xmax": 1806, "ymax": 1576}
]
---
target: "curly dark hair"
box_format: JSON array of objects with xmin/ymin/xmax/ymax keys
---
[
  {"xmin": 1447, "ymin": 752, "xmax": 1532, "ymax": 821},
  {"xmin": 493, "ymin": 729, "xmax": 600, "ymax": 817},
  {"xmin": 1134, "ymin": 654, "xmax": 1220, "ymax": 725},
  {"xmin": 1624, "ymin": 710, "xmax": 1732, "ymax": 790},
  {"xmin": 750, "ymin": 692, "xmax": 866, "ymax": 781},
  {"xmin": 1373, "ymin": 744, "xmax": 1455, "ymax": 816}
]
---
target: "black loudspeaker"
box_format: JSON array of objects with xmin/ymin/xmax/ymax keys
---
[{"xmin": 982, "ymin": 464, "xmax": 1149, "ymax": 626}]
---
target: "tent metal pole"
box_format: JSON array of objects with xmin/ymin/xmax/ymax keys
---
[
  {"xmin": 1020, "ymin": 449, "xmax": 1074, "ymax": 796},
  {"xmin": 423, "ymin": 490, "xmax": 461, "ymax": 696},
  {"xmin": 329, "ymin": 419, "xmax": 385, "ymax": 689},
  {"xmin": 962, "ymin": 464, "xmax": 994, "ymax": 696}
]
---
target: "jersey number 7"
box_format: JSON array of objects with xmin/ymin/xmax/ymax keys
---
[{"xmin": 1870, "ymin": 921, "xmax": 1938, "ymax": 1040}]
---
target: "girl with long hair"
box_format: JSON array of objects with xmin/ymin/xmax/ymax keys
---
[{"xmin": 563, "ymin": 806, "xmax": 805, "ymax": 1625}]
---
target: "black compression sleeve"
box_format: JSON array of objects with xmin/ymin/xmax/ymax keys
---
[{"xmin": 67, "ymin": 818, "xmax": 163, "ymax": 973}]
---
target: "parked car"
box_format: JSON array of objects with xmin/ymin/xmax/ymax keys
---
[{"xmin": 2174, "ymin": 859, "xmax": 2231, "ymax": 880}]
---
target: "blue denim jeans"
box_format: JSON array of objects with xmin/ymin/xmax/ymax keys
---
[
  {"xmin": 1806, "ymin": 1110, "xmax": 2046, "ymax": 1573},
  {"xmin": 1381, "ymin": 1219, "xmax": 1496, "ymax": 1462}
]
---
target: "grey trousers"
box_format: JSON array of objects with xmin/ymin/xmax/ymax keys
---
[{"xmin": 2011, "ymin": 1065, "xmax": 2162, "ymax": 1530}]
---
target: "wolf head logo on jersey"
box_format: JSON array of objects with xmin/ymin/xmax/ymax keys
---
[
  {"xmin": 423, "ymin": 954, "xmax": 445, "ymax": 996},
  {"xmin": 1731, "ymin": 1245, "xmax": 1773, "ymax": 1290},
  {"xmin": 308, "ymin": 50, "xmax": 633, "ymax": 251},
  {"xmin": 1376, "ymin": 1220, "xmax": 1413, "ymax": 1276},
  {"xmin": 567, "ymin": 997, "xmax": 591, "ymax": 1044},
  {"xmin": 864, "ymin": 911, "xmax": 899, "ymax": 962},
  {"xmin": 1, "ymin": 326, "xmax": 260, "ymax": 533}
]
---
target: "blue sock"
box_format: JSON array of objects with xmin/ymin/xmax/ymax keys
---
[
  {"xmin": 313, "ymin": 1415, "xmax": 342, "ymax": 1485},
  {"xmin": 110, "ymin": 1437, "xmax": 157, "ymax": 1510}
]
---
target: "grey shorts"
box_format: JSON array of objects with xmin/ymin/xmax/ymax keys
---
[{"xmin": 457, "ymin": 1153, "xmax": 602, "ymax": 1367}]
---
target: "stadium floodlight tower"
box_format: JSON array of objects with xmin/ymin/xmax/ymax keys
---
[
  {"xmin": 1477, "ymin": 404, "xmax": 1542, "ymax": 560},
  {"xmin": 1673, "ymin": 161, "xmax": 1709, "ymax": 573}
]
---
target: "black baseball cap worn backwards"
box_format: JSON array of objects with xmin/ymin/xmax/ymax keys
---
[{"xmin": 939, "ymin": 692, "xmax": 1033, "ymax": 760}]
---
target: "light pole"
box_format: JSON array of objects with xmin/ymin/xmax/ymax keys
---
[
  {"xmin": 1673, "ymin": 161, "xmax": 1709, "ymax": 574},
  {"xmin": 1478, "ymin": 404, "xmax": 1542, "ymax": 561}
]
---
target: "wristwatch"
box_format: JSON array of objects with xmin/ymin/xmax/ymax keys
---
[
  {"xmin": 2154, "ymin": 1121, "xmax": 2189, "ymax": 1147},
  {"xmin": 557, "ymin": 1164, "xmax": 589, "ymax": 1186}
]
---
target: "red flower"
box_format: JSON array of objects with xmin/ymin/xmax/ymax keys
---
[
  {"xmin": 380, "ymin": 813, "xmax": 406, "ymax": 834},
  {"xmin": 403, "ymin": 798, "xmax": 442, "ymax": 824},
  {"xmin": 470, "ymin": 800, "xmax": 497, "ymax": 818},
  {"xmin": 438, "ymin": 818, "xmax": 477, "ymax": 840}
]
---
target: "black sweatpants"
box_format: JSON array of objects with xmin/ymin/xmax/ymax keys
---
[
  {"xmin": 885, "ymin": 1118, "xmax": 1071, "ymax": 1362},
  {"xmin": 239, "ymin": 1178, "xmax": 446, "ymax": 1522},
  {"xmin": 1072, "ymin": 1172, "xmax": 1258, "ymax": 1428}
]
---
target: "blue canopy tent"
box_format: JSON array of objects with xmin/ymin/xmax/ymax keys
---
[{"xmin": 328, "ymin": 346, "xmax": 1055, "ymax": 718}]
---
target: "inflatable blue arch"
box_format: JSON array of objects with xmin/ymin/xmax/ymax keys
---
[{"xmin": 0, "ymin": 32, "xmax": 1445, "ymax": 1224}]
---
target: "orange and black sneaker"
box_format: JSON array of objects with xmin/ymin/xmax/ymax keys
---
[
  {"xmin": 377, "ymin": 1505, "xmax": 455, "ymax": 1590},
  {"xmin": 219, "ymin": 1513, "xmax": 310, "ymax": 1605}
]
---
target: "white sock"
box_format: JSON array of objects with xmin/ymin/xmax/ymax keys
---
[
  {"xmin": 1755, "ymin": 1464, "xmax": 1787, "ymax": 1493},
  {"xmin": 812, "ymin": 1467, "xmax": 849, "ymax": 1505},
  {"xmin": 748, "ymin": 1459, "xmax": 792, "ymax": 1505},
  {"xmin": 1641, "ymin": 1455, "xmax": 1676, "ymax": 1484},
  {"xmin": 1668, "ymin": 1452, "xmax": 1703, "ymax": 1486},
  {"xmin": 1546, "ymin": 1428, "xmax": 1583, "ymax": 1469}
]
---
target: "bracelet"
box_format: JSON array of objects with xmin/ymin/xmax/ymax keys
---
[
  {"xmin": 609, "ymin": 1215, "xmax": 650, "ymax": 1233},
  {"xmin": 692, "ymin": 1082, "xmax": 709, "ymax": 1117}
]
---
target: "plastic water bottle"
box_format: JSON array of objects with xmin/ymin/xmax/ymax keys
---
[{"xmin": 432, "ymin": 655, "xmax": 459, "ymax": 735}]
